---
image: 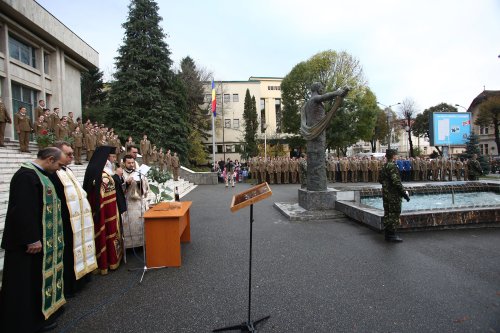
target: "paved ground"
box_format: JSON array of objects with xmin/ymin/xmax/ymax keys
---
[{"xmin": 55, "ymin": 183, "xmax": 500, "ymax": 333}]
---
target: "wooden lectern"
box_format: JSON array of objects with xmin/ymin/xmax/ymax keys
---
[
  {"xmin": 214, "ymin": 182, "xmax": 272, "ymax": 333},
  {"xmin": 143, "ymin": 201, "xmax": 192, "ymax": 267}
]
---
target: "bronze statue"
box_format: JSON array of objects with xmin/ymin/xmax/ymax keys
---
[{"xmin": 300, "ymin": 82, "xmax": 349, "ymax": 191}]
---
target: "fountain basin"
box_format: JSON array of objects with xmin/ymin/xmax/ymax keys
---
[{"xmin": 335, "ymin": 182, "xmax": 500, "ymax": 231}]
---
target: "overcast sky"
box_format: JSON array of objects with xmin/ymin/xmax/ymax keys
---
[{"xmin": 36, "ymin": 0, "xmax": 500, "ymax": 113}]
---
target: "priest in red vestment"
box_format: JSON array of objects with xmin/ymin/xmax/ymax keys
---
[{"xmin": 83, "ymin": 146, "xmax": 123, "ymax": 274}]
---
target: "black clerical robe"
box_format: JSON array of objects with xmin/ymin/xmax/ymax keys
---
[{"xmin": 0, "ymin": 166, "xmax": 64, "ymax": 332}]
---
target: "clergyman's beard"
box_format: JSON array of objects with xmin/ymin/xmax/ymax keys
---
[{"xmin": 126, "ymin": 167, "xmax": 135, "ymax": 172}]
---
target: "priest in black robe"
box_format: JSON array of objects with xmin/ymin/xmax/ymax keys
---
[{"xmin": 0, "ymin": 147, "xmax": 65, "ymax": 333}]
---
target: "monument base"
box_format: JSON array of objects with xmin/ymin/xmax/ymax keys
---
[{"xmin": 298, "ymin": 188, "xmax": 338, "ymax": 211}]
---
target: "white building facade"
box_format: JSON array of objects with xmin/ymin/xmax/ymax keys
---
[
  {"xmin": 204, "ymin": 77, "xmax": 285, "ymax": 162},
  {"xmin": 0, "ymin": 0, "xmax": 98, "ymax": 142}
]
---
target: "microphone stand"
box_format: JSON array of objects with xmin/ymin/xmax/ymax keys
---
[{"xmin": 128, "ymin": 166, "xmax": 167, "ymax": 283}]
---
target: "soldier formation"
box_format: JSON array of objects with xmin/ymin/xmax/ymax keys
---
[{"xmin": 246, "ymin": 154, "xmax": 483, "ymax": 184}]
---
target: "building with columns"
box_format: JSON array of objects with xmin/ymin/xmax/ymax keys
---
[
  {"xmin": 0, "ymin": 0, "xmax": 98, "ymax": 142},
  {"xmin": 204, "ymin": 76, "xmax": 285, "ymax": 162}
]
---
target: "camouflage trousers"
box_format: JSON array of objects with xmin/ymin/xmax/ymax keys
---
[{"xmin": 383, "ymin": 196, "xmax": 402, "ymax": 231}]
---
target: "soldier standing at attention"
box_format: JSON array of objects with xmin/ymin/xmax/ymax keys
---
[
  {"xmin": 370, "ymin": 156, "xmax": 379, "ymax": 182},
  {"xmin": 361, "ymin": 156, "xmax": 369, "ymax": 183},
  {"xmin": 34, "ymin": 99, "xmax": 45, "ymax": 120},
  {"xmin": 0, "ymin": 97, "xmax": 12, "ymax": 147},
  {"xmin": 468, "ymin": 154, "xmax": 483, "ymax": 180},
  {"xmin": 140, "ymin": 134, "xmax": 151, "ymax": 165},
  {"xmin": 258, "ymin": 157, "xmax": 266, "ymax": 184},
  {"xmin": 283, "ymin": 157, "xmax": 290, "ymax": 184},
  {"xmin": 171, "ymin": 152, "xmax": 180, "ymax": 181},
  {"xmin": 379, "ymin": 149, "xmax": 410, "ymax": 243},
  {"xmin": 274, "ymin": 157, "xmax": 282, "ymax": 184},
  {"xmin": 14, "ymin": 106, "xmax": 33, "ymax": 152},
  {"xmin": 72, "ymin": 126, "xmax": 84, "ymax": 165}
]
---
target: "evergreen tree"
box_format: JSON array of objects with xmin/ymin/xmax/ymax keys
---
[
  {"xmin": 106, "ymin": 0, "xmax": 188, "ymax": 158},
  {"xmin": 178, "ymin": 56, "xmax": 210, "ymax": 166},
  {"xmin": 81, "ymin": 67, "xmax": 107, "ymax": 109},
  {"xmin": 460, "ymin": 132, "xmax": 490, "ymax": 174},
  {"xmin": 81, "ymin": 67, "xmax": 108, "ymax": 123},
  {"xmin": 242, "ymin": 89, "xmax": 259, "ymax": 159}
]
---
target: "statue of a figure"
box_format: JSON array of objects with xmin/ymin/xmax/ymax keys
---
[{"xmin": 300, "ymin": 82, "xmax": 349, "ymax": 191}]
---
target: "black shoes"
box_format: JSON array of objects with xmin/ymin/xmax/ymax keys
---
[{"xmin": 385, "ymin": 230, "xmax": 403, "ymax": 243}]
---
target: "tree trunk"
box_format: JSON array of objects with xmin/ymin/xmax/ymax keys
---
[{"xmin": 370, "ymin": 139, "xmax": 377, "ymax": 153}]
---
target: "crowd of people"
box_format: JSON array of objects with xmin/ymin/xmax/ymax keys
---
[
  {"xmin": 242, "ymin": 154, "xmax": 484, "ymax": 185},
  {"xmin": 0, "ymin": 99, "xmax": 183, "ymax": 180},
  {"xmin": 0, "ymin": 135, "xmax": 180, "ymax": 332}
]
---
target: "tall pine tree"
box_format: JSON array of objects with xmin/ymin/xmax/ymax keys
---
[
  {"xmin": 242, "ymin": 89, "xmax": 258, "ymax": 159},
  {"xmin": 106, "ymin": 0, "xmax": 188, "ymax": 158},
  {"xmin": 178, "ymin": 56, "xmax": 210, "ymax": 165}
]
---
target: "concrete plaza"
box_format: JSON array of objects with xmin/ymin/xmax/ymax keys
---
[{"xmin": 55, "ymin": 183, "xmax": 500, "ymax": 333}]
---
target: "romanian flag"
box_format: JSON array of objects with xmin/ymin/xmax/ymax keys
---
[{"xmin": 211, "ymin": 80, "xmax": 216, "ymax": 117}]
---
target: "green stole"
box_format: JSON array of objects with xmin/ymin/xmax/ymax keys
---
[{"xmin": 23, "ymin": 163, "xmax": 66, "ymax": 319}]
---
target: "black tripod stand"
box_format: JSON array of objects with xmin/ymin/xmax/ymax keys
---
[
  {"xmin": 126, "ymin": 169, "xmax": 167, "ymax": 283},
  {"xmin": 213, "ymin": 204, "xmax": 270, "ymax": 332}
]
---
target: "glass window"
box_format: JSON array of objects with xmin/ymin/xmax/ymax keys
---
[
  {"xmin": 224, "ymin": 94, "xmax": 230, "ymax": 103},
  {"xmin": 43, "ymin": 53, "xmax": 49, "ymax": 74},
  {"xmin": 224, "ymin": 119, "xmax": 231, "ymax": 128},
  {"xmin": 275, "ymin": 98, "xmax": 282, "ymax": 133},
  {"xmin": 9, "ymin": 35, "xmax": 36, "ymax": 68},
  {"xmin": 226, "ymin": 145, "xmax": 233, "ymax": 153},
  {"xmin": 216, "ymin": 94, "xmax": 221, "ymax": 104},
  {"xmin": 217, "ymin": 145, "xmax": 223, "ymax": 153},
  {"xmin": 204, "ymin": 94, "xmax": 211, "ymax": 103},
  {"xmin": 233, "ymin": 119, "xmax": 239, "ymax": 128},
  {"xmin": 233, "ymin": 94, "xmax": 239, "ymax": 102}
]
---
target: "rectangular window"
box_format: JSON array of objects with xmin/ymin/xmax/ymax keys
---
[
  {"xmin": 217, "ymin": 145, "xmax": 223, "ymax": 153},
  {"xmin": 233, "ymin": 94, "xmax": 239, "ymax": 102},
  {"xmin": 233, "ymin": 119, "xmax": 239, "ymax": 128},
  {"xmin": 224, "ymin": 119, "xmax": 231, "ymax": 128},
  {"xmin": 43, "ymin": 53, "xmax": 49, "ymax": 74},
  {"xmin": 204, "ymin": 94, "xmax": 211, "ymax": 103},
  {"xmin": 275, "ymin": 98, "xmax": 282, "ymax": 133},
  {"xmin": 9, "ymin": 35, "xmax": 36, "ymax": 68},
  {"xmin": 226, "ymin": 145, "xmax": 233, "ymax": 153},
  {"xmin": 224, "ymin": 94, "xmax": 230, "ymax": 103},
  {"xmin": 216, "ymin": 94, "xmax": 221, "ymax": 104},
  {"xmin": 11, "ymin": 82, "xmax": 36, "ymax": 139},
  {"xmin": 260, "ymin": 98, "xmax": 266, "ymax": 133},
  {"xmin": 480, "ymin": 126, "xmax": 489, "ymax": 135}
]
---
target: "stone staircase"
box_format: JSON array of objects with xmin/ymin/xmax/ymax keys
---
[{"xmin": 0, "ymin": 141, "xmax": 195, "ymax": 275}]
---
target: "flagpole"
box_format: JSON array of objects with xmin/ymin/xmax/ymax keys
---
[
  {"xmin": 212, "ymin": 112, "xmax": 216, "ymax": 171},
  {"xmin": 211, "ymin": 79, "xmax": 217, "ymax": 172}
]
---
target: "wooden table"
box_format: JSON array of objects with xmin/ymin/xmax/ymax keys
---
[{"xmin": 143, "ymin": 201, "xmax": 192, "ymax": 267}]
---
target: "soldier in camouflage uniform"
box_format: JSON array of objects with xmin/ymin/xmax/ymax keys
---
[
  {"xmin": 468, "ymin": 154, "xmax": 483, "ymax": 180},
  {"xmin": 379, "ymin": 149, "xmax": 410, "ymax": 242}
]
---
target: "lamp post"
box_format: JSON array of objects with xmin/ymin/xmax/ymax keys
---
[
  {"xmin": 378, "ymin": 102, "xmax": 401, "ymax": 150},
  {"xmin": 454, "ymin": 104, "xmax": 467, "ymax": 112}
]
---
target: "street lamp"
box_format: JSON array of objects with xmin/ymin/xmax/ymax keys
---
[
  {"xmin": 454, "ymin": 104, "xmax": 467, "ymax": 112},
  {"xmin": 378, "ymin": 102, "xmax": 401, "ymax": 150}
]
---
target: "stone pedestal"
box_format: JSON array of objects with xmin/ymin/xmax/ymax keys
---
[{"xmin": 298, "ymin": 188, "xmax": 338, "ymax": 211}]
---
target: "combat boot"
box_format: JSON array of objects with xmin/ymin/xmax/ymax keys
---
[{"xmin": 384, "ymin": 230, "xmax": 403, "ymax": 243}]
